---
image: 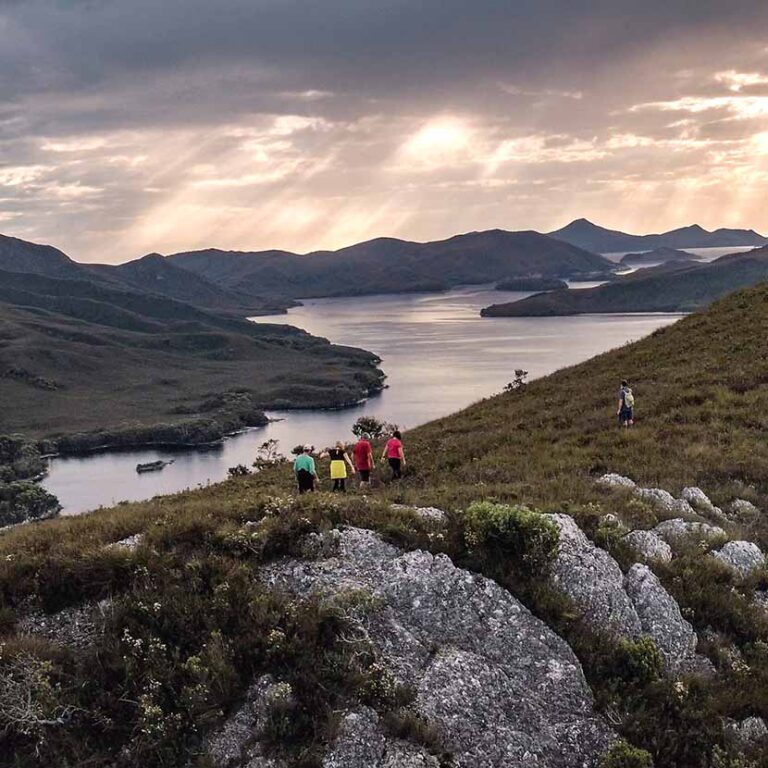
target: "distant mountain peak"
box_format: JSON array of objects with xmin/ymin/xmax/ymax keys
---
[{"xmin": 549, "ymin": 219, "xmax": 767, "ymax": 253}]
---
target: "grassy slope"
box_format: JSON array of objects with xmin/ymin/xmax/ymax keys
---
[
  {"xmin": 3, "ymin": 283, "xmax": 768, "ymax": 765},
  {"xmin": 416, "ymin": 281, "xmax": 768, "ymax": 514},
  {"xmin": 0, "ymin": 272, "xmax": 383, "ymax": 441},
  {"xmin": 482, "ymin": 248, "xmax": 768, "ymax": 316}
]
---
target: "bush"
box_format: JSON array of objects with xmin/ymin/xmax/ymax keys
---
[
  {"xmin": 351, "ymin": 416, "xmax": 394, "ymax": 440},
  {"xmin": 599, "ymin": 740, "xmax": 653, "ymax": 768},
  {"xmin": 463, "ymin": 501, "xmax": 559, "ymax": 573},
  {"xmin": 0, "ymin": 481, "xmax": 61, "ymax": 527},
  {"xmin": 613, "ymin": 637, "xmax": 664, "ymax": 687}
]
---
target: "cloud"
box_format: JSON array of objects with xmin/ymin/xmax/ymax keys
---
[{"xmin": 2, "ymin": 1, "xmax": 768, "ymax": 259}]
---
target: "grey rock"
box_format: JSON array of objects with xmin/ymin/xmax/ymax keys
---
[
  {"xmin": 324, "ymin": 708, "xmax": 438, "ymax": 768},
  {"xmin": 754, "ymin": 590, "xmax": 768, "ymax": 614},
  {"xmin": 623, "ymin": 530, "xmax": 673, "ymax": 564},
  {"xmin": 549, "ymin": 514, "xmax": 642, "ymax": 638},
  {"xmin": 597, "ymin": 473, "xmax": 636, "ymax": 489},
  {"xmin": 17, "ymin": 599, "xmax": 112, "ymax": 649},
  {"xmin": 670, "ymin": 498, "xmax": 697, "ymax": 517},
  {"xmin": 205, "ymin": 675, "xmax": 290, "ymax": 768},
  {"xmin": 730, "ymin": 499, "xmax": 761, "ymax": 522},
  {"xmin": 681, "ymin": 487, "xmax": 714, "ymax": 512},
  {"xmin": 713, "ymin": 541, "xmax": 766, "ymax": 578},
  {"xmin": 637, "ymin": 488, "xmax": 677, "ymax": 513},
  {"xmin": 652, "ymin": 518, "xmax": 726, "ymax": 547},
  {"xmin": 391, "ymin": 504, "xmax": 448, "ymax": 524},
  {"xmin": 725, "ymin": 716, "xmax": 768, "ymax": 749},
  {"xmin": 681, "ymin": 487, "xmax": 726, "ymax": 523},
  {"xmin": 106, "ymin": 533, "xmax": 143, "ymax": 551},
  {"xmin": 265, "ymin": 527, "xmax": 616, "ymax": 767},
  {"xmin": 623, "ymin": 564, "xmax": 703, "ymax": 675}
]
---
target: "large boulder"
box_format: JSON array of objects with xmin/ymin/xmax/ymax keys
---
[
  {"xmin": 623, "ymin": 564, "xmax": 704, "ymax": 675},
  {"xmin": 637, "ymin": 488, "xmax": 678, "ymax": 514},
  {"xmin": 549, "ymin": 514, "xmax": 642, "ymax": 638},
  {"xmin": 725, "ymin": 716, "xmax": 768, "ymax": 752},
  {"xmin": 623, "ymin": 530, "xmax": 673, "ymax": 564},
  {"xmin": 264, "ymin": 527, "xmax": 616, "ymax": 767},
  {"xmin": 713, "ymin": 541, "xmax": 766, "ymax": 578}
]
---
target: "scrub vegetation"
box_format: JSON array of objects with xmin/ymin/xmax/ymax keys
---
[{"xmin": 2, "ymin": 282, "xmax": 768, "ymax": 765}]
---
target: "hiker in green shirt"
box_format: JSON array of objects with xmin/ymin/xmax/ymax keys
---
[{"xmin": 293, "ymin": 446, "xmax": 317, "ymax": 493}]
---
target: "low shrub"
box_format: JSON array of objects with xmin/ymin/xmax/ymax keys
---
[
  {"xmin": 599, "ymin": 740, "xmax": 653, "ymax": 768},
  {"xmin": 463, "ymin": 501, "xmax": 559, "ymax": 574}
]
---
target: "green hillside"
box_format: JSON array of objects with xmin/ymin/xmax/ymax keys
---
[
  {"xmin": 0, "ymin": 270, "xmax": 383, "ymax": 446},
  {"xmin": 482, "ymin": 248, "xmax": 768, "ymax": 316},
  {"xmin": 2, "ymin": 283, "xmax": 768, "ymax": 766}
]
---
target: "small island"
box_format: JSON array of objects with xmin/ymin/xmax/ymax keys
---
[
  {"xmin": 619, "ymin": 247, "xmax": 703, "ymax": 266},
  {"xmin": 495, "ymin": 277, "xmax": 569, "ymax": 292}
]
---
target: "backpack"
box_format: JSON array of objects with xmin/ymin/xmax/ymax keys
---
[{"xmin": 623, "ymin": 388, "xmax": 635, "ymax": 409}]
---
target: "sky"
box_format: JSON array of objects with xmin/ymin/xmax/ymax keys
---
[{"xmin": 2, "ymin": 1, "xmax": 768, "ymax": 263}]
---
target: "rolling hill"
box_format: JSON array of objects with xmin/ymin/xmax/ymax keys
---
[
  {"xmin": 168, "ymin": 229, "xmax": 614, "ymax": 299},
  {"xmin": 4, "ymin": 283, "xmax": 768, "ymax": 766},
  {"xmin": 549, "ymin": 218, "xmax": 767, "ymax": 253},
  {"xmin": 0, "ymin": 268, "xmax": 383, "ymax": 446},
  {"xmin": 481, "ymin": 247, "xmax": 768, "ymax": 316}
]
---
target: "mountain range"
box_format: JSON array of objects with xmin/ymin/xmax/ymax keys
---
[
  {"xmin": 167, "ymin": 229, "xmax": 613, "ymax": 299},
  {"xmin": 0, "ymin": 257, "xmax": 383, "ymax": 446},
  {"xmin": 549, "ymin": 218, "xmax": 768, "ymax": 253},
  {"xmin": 481, "ymin": 247, "xmax": 768, "ymax": 316}
]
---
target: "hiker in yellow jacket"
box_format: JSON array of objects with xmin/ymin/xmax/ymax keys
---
[{"xmin": 320, "ymin": 441, "xmax": 356, "ymax": 492}]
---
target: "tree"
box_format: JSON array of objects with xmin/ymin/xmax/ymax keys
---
[
  {"xmin": 0, "ymin": 481, "xmax": 61, "ymax": 527},
  {"xmin": 251, "ymin": 439, "xmax": 286, "ymax": 471},
  {"xmin": 504, "ymin": 369, "xmax": 528, "ymax": 392},
  {"xmin": 351, "ymin": 416, "xmax": 396, "ymax": 440}
]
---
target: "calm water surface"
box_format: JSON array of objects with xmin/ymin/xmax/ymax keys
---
[{"xmin": 44, "ymin": 284, "xmax": 683, "ymax": 514}]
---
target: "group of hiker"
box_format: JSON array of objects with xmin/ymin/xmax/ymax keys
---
[
  {"xmin": 292, "ymin": 430, "xmax": 406, "ymax": 494},
  {"xmin": 292, "ymin": 379, "xmax": 634, "ymax": 493}
]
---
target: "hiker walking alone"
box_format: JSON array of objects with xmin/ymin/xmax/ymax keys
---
[
  {"xmin": 382, "ymin": 429, "xmax": 406, "ymax": 479},
  {"xmin": 320, "ymin": 441, "xmax": 356, "ymax": 492},
  {"xmin": 352, "ymin": 432, "xmax": 374, "ymax": 490},
  {"xmin": 293, "ymin": 445, "xmax": 317, "ymax": 493},
  {"xmin": 617, "ymin": 379, "xmax": 635, "ymax": 427}
]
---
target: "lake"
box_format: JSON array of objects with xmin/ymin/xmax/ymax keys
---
[{"xmin": 43, "ymin": 283, "xmax": 683, "ymax": 514}]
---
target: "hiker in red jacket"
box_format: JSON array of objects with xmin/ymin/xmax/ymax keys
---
[{"xmin": 352, "ymin": 433, "xmax": 374, "ymax": 490}]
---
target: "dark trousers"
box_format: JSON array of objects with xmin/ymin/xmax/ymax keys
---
[
  {"xmin": 297, "ymin": 469, "xmax": 314, "ymax": 494},
  {"xmin": 332, "ymin": 478, "xmax": 346, "ymax": 492},
  {"xmin": 388, "ymin": 458, "xmax": 402, "ymax": 479}
]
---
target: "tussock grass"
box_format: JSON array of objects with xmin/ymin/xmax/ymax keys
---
[{"xmin": 4, "ymin": 283, "xmax": 768, "ymax": 765}]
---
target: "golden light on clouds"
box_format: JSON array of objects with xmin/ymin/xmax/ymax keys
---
[
  {"xmin": 3, "ymin": 1, "xmax": 768, "ymax": 260},
  {"xmin": 399, "ymin": 117, "xmax": 474, "ymax": 169}
]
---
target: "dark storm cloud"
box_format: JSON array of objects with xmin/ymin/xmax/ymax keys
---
[{"xmin": 2, "ymin": 1, "xmax": 768, "ymax": 259}]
